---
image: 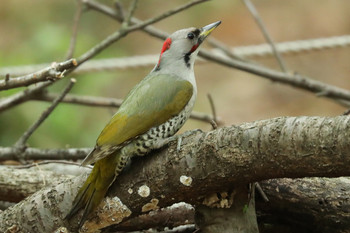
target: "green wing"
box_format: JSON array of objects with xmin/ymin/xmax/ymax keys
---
[{"xmin": 82, "ymin": 74, "xmax": 193, "ymax": 165}]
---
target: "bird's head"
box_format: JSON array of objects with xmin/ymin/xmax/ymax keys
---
[{"xmin": 155, "ymin": 21, "xmax": 221, "ymax": 71}]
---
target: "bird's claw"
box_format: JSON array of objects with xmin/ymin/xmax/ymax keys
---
[
  {"xmin": 153, "ymin": 129, "xmax": 203, "ymax": 152},
  {"xmin": 175, "ymin": 129, "xmax": 203, "ymax": 152}
]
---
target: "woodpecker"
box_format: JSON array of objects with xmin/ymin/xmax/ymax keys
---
[{"xmin": 65, "ymin": 21, "xmax": 221, "ymax": 227}]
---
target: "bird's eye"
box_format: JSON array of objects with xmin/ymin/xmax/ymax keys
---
[{"xmin": 187, "ymin": 32, "xmax": 195, "ymax": 40}]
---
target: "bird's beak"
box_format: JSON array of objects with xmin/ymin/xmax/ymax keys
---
[{"xmin": 199, "ymin": 21, "xmax": 221, "ymax": 43}]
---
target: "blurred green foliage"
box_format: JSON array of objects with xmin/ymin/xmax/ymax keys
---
[{"xmin": 0, "ymin": 1, "xmax": 137, "ymax": 148}]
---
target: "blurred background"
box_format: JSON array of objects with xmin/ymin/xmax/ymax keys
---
[{"xmin": 0, "ymin": 0, "xmax": 349, "ymax": 149}]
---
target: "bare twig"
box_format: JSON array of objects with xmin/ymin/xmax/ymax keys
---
[
  {"xmin": 85, "ymin": 0, "xmax": 124, "ymax": 21},
  {"xmin": 33, "ymin": 92, "xmax": 124, "ymax": 108},
  {"xmin": 125, "ymin": 0, "xmax": 209, "ymax": 32},
  {"xmin": 12, "ymin": 160, "xmax": 88, "ymax": 169},
  {"xmin": 5, "ymin": 73, "xmax": 10, "ymax": 82},
  {"xmin": 207, "ymin": 93, "xmax": 218, "ymax": 129},
  {"xmin": 342, "ymin": 109, "xmax": 350, "ymax": 115},
  {"xmin": 113, "ymin": 0, "xmax": 125, "ymax": 20},
  {"xmin": 2, "ymin": 34, "xmax": 350, "ymax": 76},
  {"xmin": 14, "ymin": 79, "xmax": 76, "ymax": 150},
  {"xmin": 243, "ymin": 0, "xmax": 288, "ymax": 72},
  {"xmin": 77, "ymin": 0, "xmax": 209, "ymax": 65},
  {"xmin": 114, "ymin": 203, "xmax": 194, "ymax": 232},
  {"xmin": 1, "ymin": 85, "xmax": 222, "ymax": 125},
  {"xmin": 31, "ymin": 92, "xmax": 221, "ymax": 124},
  {"xmin": 190, "ymin": 111, "xmax": 223, "ymax": 125},
  {"xmin": 0, "ymin": 81, "xmax": 53, "ymax": 113},
  {"xmin": 121, "ymin": 0, "xmax": 139, "ymax": 28},
  {"xmin": 208, "ymin": 38, "xmax": 248, "ymax": 62},
  {"xmin": 0, "ymin": 0, "xmax": 207, "ymax": 91},
  {"xmin": 86, "ymin": 1, "xmax": 350, "ymax": 105},
  {"xmin": 66, "ymin": 0, "xmax": 83, "ymax": 59},
  {"xmin": 255, "ymin": 182, "xmax": 269, "ymax": 202},
  {"xmin": 0, "ymin": 147, "xmax": 90, "ymax": 161},
  {"xmin": 3, "ymin": 1, "xmax": 348, "ymax": 110},
  {"xmin": 0, "ymin": 59, "xmax": 77, "ymax": 91},
  {"xmin": 199, "ymin": 49, "xmax": 350, "ymax": 102}
]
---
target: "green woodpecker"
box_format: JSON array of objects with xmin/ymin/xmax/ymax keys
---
[{"xmin": 65, "ymin": 21, "xmax": 221, "ymax": 227}]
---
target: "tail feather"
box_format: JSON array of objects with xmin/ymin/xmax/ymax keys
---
[
  {"xmin": 64, "ymin": 182, "xmax": 91, "ymax": 220},
  {"xmin": 79, "ymin": 188, "xmax": 96, "ymax": 228},
  {"xmin": 65, "ymin": 153, "xmax": 120, "ymax": 227}
]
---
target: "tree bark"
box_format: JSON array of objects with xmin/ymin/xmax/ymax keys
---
[
  {"xmin": 1, "ymin": 170, "xmax": 349, "ymax": 232},
  {"xmin": 257, "ymin": 177, "xmax": 350, "ymax": 233},
  {"xmin": 194, "ymin": 185, "xmax": 259, "ymax": 233},
  {"xmin": 0, "ymin": 166, "xmax": 77, "ymax": 203},
  {"xmin": 0, "ymin": 116, "xmax": 349, "ymax": 232}
]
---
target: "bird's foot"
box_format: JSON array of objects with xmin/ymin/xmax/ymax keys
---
[
  {"xmin": 176, "ymin": 129, "xmax": 203, "ymax": 151},
  {"xmin": 154, "ymin": 129, "xmax": 202, "ymax": 152}
]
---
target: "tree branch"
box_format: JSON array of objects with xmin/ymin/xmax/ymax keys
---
[
  {"xmin": 0, "ymin": 0, "xmax": 208, "ymax": 91},
  {"xmin": 34, "ymin": 92, "xmax": 123, "ymax": 108},
  {"xmin": 1, "ymin": 165, "xmax": 349, "ymax": 232},
  {"xmin": 31, "ymin": 92, "xmax": 222, "ymax": 125},
  {"xmin": 199, "ymin": 49, "xmax": 350, "ymax": 102},
  {"xmin": 0, "ymin": 166, "xmax": 75, "ymax": 203},
  {"xmin": 2, "ymin": 35, "xmax": 350, "ymax": 78},
  {"xmin": 0, "ymin": 147, "xmax": 90, "ymax": 161},
  {"xmin": 243, "ymin": 0, "xmax": 288, "ymax": 72},
  {"xmin": 0, "ymin": 59, "xmax": 77, "ymax": 91},
  {"xmin": 257, "ymin": 177, "xmax": 350, "ymax": 232},
  {"xmin": 14, "ymin": 79, "xmax": 76, "ymax": 151},
  {"xmin": 121, "ymin": 0, "xmax": 139, "ymax": 28},
  {"xmin": 109, "ymin": 116, "xmax": 350, "ymax": 217},
  {"xmin": 65, "ymin": 0, "xmax": 83, "ymax": 59},
  {"xmin": 0, "ymin": 88, "xmax": 220, "ymax": 133},
  {"xmin": 85, "ymin": 0, "xmax": 350, "ymax": 105},
  {"xmin": 1, "ymin": 116, "xmax": 349, "ymax": 232},
  {"xmin": 76, "ymin": 0, "xmax": 209, "ymax": 65},
  {"xmin": 0, "ymin": 81, "xmax": 53, "ymax": 113}
]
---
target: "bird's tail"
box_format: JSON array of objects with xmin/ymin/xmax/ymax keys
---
[{"xmin": 65, "ymin": 151, "xmax": 124, "ymax": 228}]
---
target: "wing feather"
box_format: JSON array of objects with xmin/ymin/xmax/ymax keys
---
[{"xmin": 82, "ymin": 74, "xmax": 193, "ymax": 165}]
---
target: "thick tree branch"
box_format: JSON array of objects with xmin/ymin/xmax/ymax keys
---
[
  {"xmin": 108, "ymin": 116, "xmax": 350, "ymax": 215},
  {"xmin": 257, "ymin": 177, "xmax": 350, "ymax": 233},
  {"xmin": 1, "ymin": 165, "xmax": 348, "ymax": 232},
  {"xmin": 0, "ymin": 166, "xmax": 74, "ymax": 203},
  {"xmin": 0, "ymin": 116, "xmax": 349, "ymax": 232}
]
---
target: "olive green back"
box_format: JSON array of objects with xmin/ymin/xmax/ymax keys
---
[{"xmin": 97, "ymin": 74, "xmax": 193, "ymax": 146}]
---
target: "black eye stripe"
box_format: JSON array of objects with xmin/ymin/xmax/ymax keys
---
[
  {"xmin": 187, "ymin": 29, "xmax": 200, "ymax": 40},
  {"xmin": 187, "ymin": 32, "xmax": 195, "ymax": 39},
  {"xmin": 193, "ymin": 29, "xmax": 200, "ymax": 37}
]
